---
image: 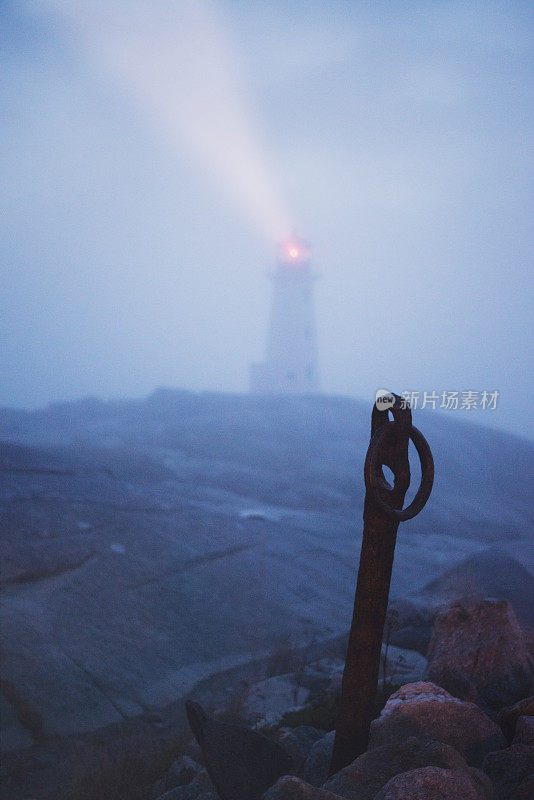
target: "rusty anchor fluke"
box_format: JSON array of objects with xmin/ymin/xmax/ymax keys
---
[
  {"xmin": 329, "ymin": 392, "xmax": 434, "ymax": 775},
  {"xmin": 185, "ymin": 700, "xmax": 294, "ymax": 800}
]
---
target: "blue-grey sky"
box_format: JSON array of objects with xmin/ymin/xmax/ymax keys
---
[{"xmin": 1, "ymin": 1, "xmax": 533, "ymax": 438}]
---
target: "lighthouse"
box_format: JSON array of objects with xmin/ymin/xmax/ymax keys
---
[{"xmin": 250, "ymin": 237, "xmax": 319, "ymax": 394}]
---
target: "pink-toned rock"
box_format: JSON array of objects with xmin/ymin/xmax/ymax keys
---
[
  {"xmin": 425, "ymin": 600, "xmax": 533, "ymax": 709},
  {"xmin": 373, "ymin": 766, "xmax": 491, "ymax": 800},
  {"xmin": 323, "ymin": 736, "xmax": 473, "ymax": 800},
  {"xmin": 368, "ymin": 682, "xmax": 505, "ymax": 766}
]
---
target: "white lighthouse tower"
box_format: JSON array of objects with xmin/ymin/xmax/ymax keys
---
[{"xmin": 250, "ymin": 237, "xmax": 319, "ymax": 394}]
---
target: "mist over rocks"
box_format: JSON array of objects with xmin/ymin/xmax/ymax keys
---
[
  {"xmin": 419, "ymin": 550, "xmax": 534, "ymax": 629},
  {"xmin": 0, "ymin": 390, "xmax": 532, "ymax": 797}
]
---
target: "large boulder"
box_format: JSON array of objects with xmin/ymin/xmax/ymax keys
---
[
  {"xmin": 373, "ymin": 765, "xmax": 493, "ymax": 800},
  {"xmin": 368, "ymin": 682, "xmax": 505, "ymax": 766},
  {"xmin": 322, "ymin": 736, "xmax": 473, "ymax": 800},
  {"xmin": 482, "ymin": 744, "xmax": 534, "ymax": 800},
  {"xmin": 425, "ymin": 600, "xmax": 533, "ymax": 709}
]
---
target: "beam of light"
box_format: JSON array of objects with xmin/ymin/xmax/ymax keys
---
[{"xmin": 39, "ymin": 0, "xmax": 291, "ymax": 243}]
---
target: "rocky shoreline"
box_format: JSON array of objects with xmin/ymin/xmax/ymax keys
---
[
  {"xmin": 147, "ymin": 599, "xmax": 533, "ymax": 800},
  {"xmin": 1, "ymin": 597, "xmax": 533, "ymax": 800}
]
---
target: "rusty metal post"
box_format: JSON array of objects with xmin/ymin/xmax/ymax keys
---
[{"xmin": 329, "ymin": 394, "xmax": 434, "ymax": 775}]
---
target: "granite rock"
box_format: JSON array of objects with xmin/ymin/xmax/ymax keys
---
[
  {"xmin": 425, "ymin": 600, "xmax": 533, "ymax": 709},
  {"xmin": 368, "ymin": 682, "xmax": 505, "ymax": 766},
  {"xmin": 373, "ymin": 766, "xmax": 492, "ymax": 800},
  {"xmin": 322, "ymin": 735, "xmax": 472, "ymax": 800}
]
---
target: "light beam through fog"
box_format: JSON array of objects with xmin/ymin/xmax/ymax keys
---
[{"xmin": 44, "ymin": 0, "xmax": 290, "ymax": 243}]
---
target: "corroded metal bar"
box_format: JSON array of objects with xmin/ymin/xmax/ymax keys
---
[{"xmin": 329, "ymin": 395, "xmax": 433, "ymax": 775}]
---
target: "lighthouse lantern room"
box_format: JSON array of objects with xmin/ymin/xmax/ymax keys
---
[{"xmin": 250, "ymin": 237, "xmax": 319, "ymax": 395}]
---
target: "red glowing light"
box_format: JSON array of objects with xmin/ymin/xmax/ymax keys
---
[{"xmin": 278, "ymin": 237, "xmax": 310, "ymax": 267}]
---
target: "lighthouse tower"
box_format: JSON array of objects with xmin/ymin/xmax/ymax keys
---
[{"xmin": 250, "ymin": 237, "xmax": 319, "ymax": 394}]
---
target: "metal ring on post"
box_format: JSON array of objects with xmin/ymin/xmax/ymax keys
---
[{"xmin": 364, "ymin": 422, "xmax": 434, "ymax": 521}]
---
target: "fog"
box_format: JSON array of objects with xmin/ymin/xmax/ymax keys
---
[{"xmin": 1, "ymin": 0, "xmax": 533, "ymax": 438}]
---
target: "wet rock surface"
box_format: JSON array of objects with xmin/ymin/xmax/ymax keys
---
[
  {"xmin": 1, "ymin": 393, "xmax": 533, "ymax": 752},
  {"xmin": 1, "ymin": 392, "xmax": 533, "ymax": 800}
]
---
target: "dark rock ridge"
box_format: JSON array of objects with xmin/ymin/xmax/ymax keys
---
[{"xmin": 167, "ymin": 595, "xmax": 532, "ymax": 800}]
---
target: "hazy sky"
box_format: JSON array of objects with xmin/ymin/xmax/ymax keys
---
[{"xmin": 1, "ymin": 1, "xmax": 533, "ymax": 438}]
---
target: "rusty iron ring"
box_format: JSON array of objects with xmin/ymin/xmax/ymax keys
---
[{"xmin": 364, "ymin": 422, "xmax": 434, "ymax": 521}]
